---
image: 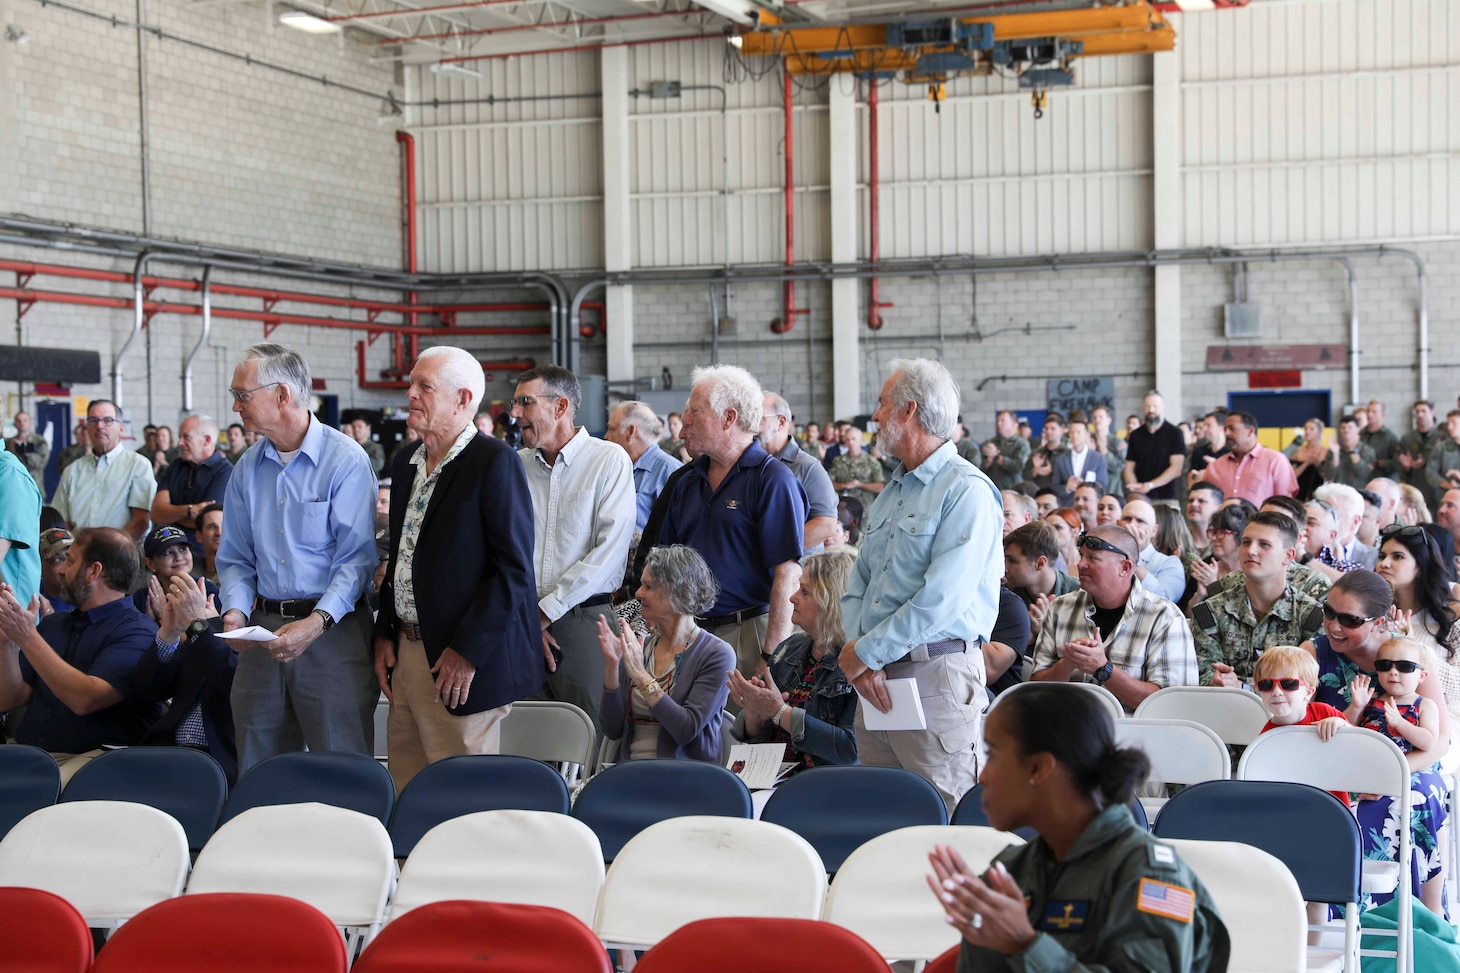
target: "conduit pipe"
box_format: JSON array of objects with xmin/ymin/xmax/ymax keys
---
[
  {"xmin": 1335, "ymin": 257, "xmax": 1358, "ymax": 404},
  {"xmin": 774, "ymin": 69, "xmax": 806, "ymax": 334},
  {"xmin": 867, "ymin": 81, "xmax": 887, "ymax": 331},
  {"xmin": 1382, "ymin": 247, "xmax": 1429, "ymax": 400},
  {"xmin": 182, "ymin": 265, "xmax": 212, "ymax": 413},
  {"xmin": 114, "ymin": 252, "xmax": 154, "ymax": 409}
]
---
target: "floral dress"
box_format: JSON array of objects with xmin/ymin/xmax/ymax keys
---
[{"xmin": 1313, "ymin": 636, "xmax": 1449, "ymax": 913}]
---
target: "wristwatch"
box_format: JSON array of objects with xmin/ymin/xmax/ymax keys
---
[
  {"xmin": 1093, "ymin": 661, "xmax": 1114, "ymax": 684},
  {"xmin": 312, "ymin": 608, "xmax": 336, "ymax": 631},
  {"xmin": 640, "ymin": 679, "xmax": 662, "ymax": 696},
  {"xmin": 186, "ymin": 618, "xmax": 210, "ymax": 640}
]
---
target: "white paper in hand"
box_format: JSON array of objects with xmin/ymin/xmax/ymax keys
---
[
  {"xmin": 726, "ymin": 743, "xmax": 786, "ymax": 790},
  {"xmin": 215, "ymin": 625, "xmax": 279, "ymax": 642},
  {"xmin": 856, "ymin": 677, "xmax": 927, "ymax": 731}
]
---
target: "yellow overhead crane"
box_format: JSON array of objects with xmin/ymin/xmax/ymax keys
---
[{"xmin": 734, "ymin": 2, "xmax": 1174, "ymax": 97}]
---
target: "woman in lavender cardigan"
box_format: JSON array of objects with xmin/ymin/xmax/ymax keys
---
[{"xmin": 596, "ymin": 545, "xmax": 734, "ymax": 763}]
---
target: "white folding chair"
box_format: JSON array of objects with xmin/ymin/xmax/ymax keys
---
[
  {"xmin": 823, "ymin": 825, "xmax": 1025, "ymax": 965},
  {"xmin": 593, "ymin": 816, "xmax": 825, "ymax": 949},
  {"xmin": 1162, "ymin": 838, "xmax": 1307, "ymax": 973},
  {"xmin": 499, "ymin": 700, "xmax": 597, "ymax": 785},
  {"xmin": 1134, "ymin": 686, "xmax": 1270, "ymax": 746},
  {"xmin": 1113, "ymin": 718, "xmax": 1230, "ymax": 818},
  {"xmin": 390, "ymin": 809, "xmax": 604, "ymax": 926},
  {"xmin": 187, "ymin": 802, "xmax": 395, "ymax": 951},
  {"xmin": 1238, "ymin": 726, "xmax": 1412, "ymax": 973},
  {"xmin": 992, "ymin": 679, "xmax": 1125, "ymax": 722},
  {"xmin": 0, "ymin": 800, "xmax": 190, "ymax": 929}
]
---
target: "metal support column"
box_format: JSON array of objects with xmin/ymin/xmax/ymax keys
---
[
  {"xmin": 1152, "ymin": 27, "xmax": 1183, "ymax": 416},
  {"xmin": 601, "ymin": 47, "xmax": 634, "ymax": 389},
  {"xmin": 828, "ymin": 79, "xmax": 861, "ymax": 419}
]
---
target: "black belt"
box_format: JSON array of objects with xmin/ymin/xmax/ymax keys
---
[
  {"xmin": 697, "ymin": 606, "xmax": 769, "ymax": 629},
  {"xmin": 577, "ymin": 593, "xmax": 614, "ymax": 609},
  {"xmin": 255, "ymin": 597, "xmax": 319, "ymax": 619},
  {"xmin": 889, "ymin": 638, "xmax": 968, "ymax": 666}
]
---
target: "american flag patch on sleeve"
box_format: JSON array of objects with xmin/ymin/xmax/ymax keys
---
[{"xmin": 1136, "ymin": 878, "xmax": 1195, "ymax": 923}]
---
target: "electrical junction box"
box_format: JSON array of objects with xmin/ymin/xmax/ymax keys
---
[{"xmin": 1223, "ymin": 302, "xmax": 1262, "ymax": 339}]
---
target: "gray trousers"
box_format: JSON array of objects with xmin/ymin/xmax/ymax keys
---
[
  {"xmin": 534, "ymin": 601, "xmax": 617, "ymax": 733},
  {"xmin": 231, "ymin": 605, "xmax": 377, "ymax": 776},
  {"xmin": 853, "ymin": 648, "xmax": 987, "ymax": 814}
]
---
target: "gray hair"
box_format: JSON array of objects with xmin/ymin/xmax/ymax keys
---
[
  {"xmin": 613, "ymin": 401, "xmax": 661, "ymax": 444},
  {"xmin": 237, "ymin": 343, "xmax": 311, "ymax": 406},
  {"xmin": 183, "ymin": 413, "xmax": 220, "ymax": 442},
  {"xmin": 763, "ymin": 392, "xmax": 793, "ymax": 420},
  {"xmin": 417, "ymin": 345, "xmax": 486, "ymax": 410},
  {"xmin": 1305, "ymin": 499, "xmax": 1339, "ymax": 531},
  {"xmin": 887, "ymin": 358, "xmax": 959, "ymax": 439},
  {"xmin": 516, "ymin": 364, "xmax": 582, "ymax": 416},
  {"xmin": 1314, "ymin": 482, "xmax": 1363, "ymax": 524},
  {"xmin": 1002, "ymin": 490, "xmax": 1039, "ymax": 521},
  {"xmin": 643, "ymin": 545, "xmax": 721, "ymax": 616},
  {"xmin": 692, "ymin": 364, "xmax": 763, "ymax": 435}
]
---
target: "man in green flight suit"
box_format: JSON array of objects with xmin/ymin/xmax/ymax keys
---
[
  {"xmin": 828, "ymin": 423, "xmax": 884, "ymax": 514},
  {"xmin": 982, "ymin": 410, "xmax": 1031, "ymax": 491}
]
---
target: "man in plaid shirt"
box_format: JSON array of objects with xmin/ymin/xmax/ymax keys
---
[{"xmin": 1029, "ymin": 524, "xmax": 1199, "ymax": 712}]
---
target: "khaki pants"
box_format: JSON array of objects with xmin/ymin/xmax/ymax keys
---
[
  {"xmin": 853, "ymin": 649, "xmax": 987, "ymax": 814},
  {"xmin": 387, "ymin": 635, "xmax": 510, "ymax": 793},
  {"xmin": 704, "ymin": 612, "xmax": 771, "ymax": 679},
  {"xmin": 52, "ymin": 749, "xmax": 106, "ymax": 788}
]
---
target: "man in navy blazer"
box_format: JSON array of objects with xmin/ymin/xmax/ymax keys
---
[
  {"xmin": 373, "ymin": 346, "xmax": 542, "ymax": 791},
  {"xmin": 1052, "ymin": 418, "xmax": 1108, "ymax": 506}
]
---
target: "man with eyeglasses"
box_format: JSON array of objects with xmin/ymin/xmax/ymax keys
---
[
  {"xmin": 1192, "ymin": 511, "xmax": 1325, "ymax": 688},
  {"xmin": 512, "ymin": 364, "xmax": 634, "ymax": 729},
  {"xmin": 757, "ymin": 393, "xmax": 838, "ymax": 553},
  {"xmin": 217, "ymin": 343, "xmax": 379, "ymax": 773},
  {"xmin": 1029, "ymin": 524, "xmax": 1197, "ymax": 712},
  {"xmin": 52, "ymin": 400, "xmax": 156, "ymax": 543},
  {"xmin": 150, "ymin": 414, "xmax": 232, "ymax": 561}
]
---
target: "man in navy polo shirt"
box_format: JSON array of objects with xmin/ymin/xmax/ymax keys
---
[
  {"xmin": 150, "ymin": 414, "xmax": 233, "ymax": 560},
  {"xmin": 657, "ymin": 365, "xmax": 808, "ymax": 676},
  {"xmin": 0, "ymin": 527, "xmax": 162, "ymax": 784}
]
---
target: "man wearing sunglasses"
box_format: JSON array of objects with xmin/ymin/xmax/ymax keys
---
[
  {"xmin": 1029, "ymin": 525, "xmax": 1198, "ymax": 712},
  {"xmin": 1192, "ymin": 511, "xmax": 1325, "ymax": 687},
  {"xmin": 52, "ymin": 400, "xmax": 157, "ymax": 544}
]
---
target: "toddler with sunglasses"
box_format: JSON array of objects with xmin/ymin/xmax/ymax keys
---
[{"xmin": 1343, "ymin": 636, "xmax": 1440, "ymax": 755}]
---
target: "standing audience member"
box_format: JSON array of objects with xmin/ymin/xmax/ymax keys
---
[
  {"xmin": 1425, "ymin": 409, "xmax": 1460, "ymax": 506},
  {"xmin": 1192, "ymin": 511, "xmax": 1324, "ymax": 687},
  {"xmin": 1438, "ymin": 490, "xmax": 1460, "ymax": 570},
  {"xmin": 1203, "ymin": 411, "xmax": 1299, "ymax": 504},
  {"xmin": 55, "ymin": 422, "xmax": 90, "ymax": 477},
  {"xmin": 1030, "ymin": 525, "xmax": 1198, "ymax": 712},
  {"xmin": 0, "ymin": 444, "xmax": 42, "ymax": 606},
  {"xmin": 197, "ymin": 504, "xmax": 224, "ymax": 585},
  {"xmin": 606, "ymin": 401, "xmax": 682, "ymax": 533},
  {"xmin": 473, "ymin": 412, "xmax": 495, "ymax": 437},
  {"xmin": 512, "ymin": 365, "xmax": 634, "ymax": 728},
  {"xmin": 1024, "ymin": 414, "xmax": 1069, "ymax": 494},
  {"xmin": 6, "ymin": 410, "xmax": 50, "ymax": 490},
  {"xmin": 840, "ymin": 358, "xmax": 1001, "ymax": 811},
  {"xmin": 1123, "ymin": 392, "xmax": 1187, "ymax": 502},
  {"xmin": 1186, "ymin": 480, "xmax": 1224, "ymax": 557},
  {"xmin": 981, "ymin": 410, "xmax": 1031, "ymax": 491},
  {"xmin": 1285, "ymin": 417, "xmax": 1331, "ymax": 500},
  {"xmin": 659, "ymin": 412, "xmax": 687, "ymax": 463},
  {"xmin": 1400, "ymin": 400, "xmax": 1444, "ymax": 510},
  {"xmin": 758, "ymin": 393, "xmax": 839, "ymax": 551},
  {"xmin": 138, "ymin": 574, "xmax": 238, "ymax": 782},
  {"xmin": 348, "ymin": 415, "xmax": 388, "ymax": 479},
  {"xmin": 596, "ymin": 545, "xmax": 734, "ymax": 762},
  {"xmin": 1116, "ymin": 498, "xmax": 1187, "ymax": 604},
  {"xmin": 728, "ymin": 547, "xmax": 859, "ymax": 772},
  {"xmin": 150, "ymin": 414, "xmax": 233, "ymax": 559},
  {"xmin": 657, "ymin": 365, "xmax": 807, "ymax": 676},
  {"xmin": 829, "ymin": 423, "xmax": 885, "ymax": 515},
  {"xmin": 149, "ymin": 425, "xmax": 177, "ymax": 477},
  {"xmin": 1052, "ymin": 415, "xmax": 1105, "ymax": 506},
  {"xmin": 375, "ymin": 347, "xmax": 542, "ymax": 791},
  {"xmin": 1091, "ymin": 404, "xmax": 1127, "ymax": 500},
  {"xmin": 218, "ymin": 343, "xmax": 379, "ymax": 773},
  {"xmin": 1324, "ymin": 414, "xmax": 1375, "ymax": 489},
  {"xmin": 52, "ymin": 400, "xmax": 156, "ymax": 542},
  {"xmin": 224, "ymin": 423, "xmax": 248, "ymax": 464},
  {"xmin": 1361, "ymin": 399, "xmax": 1400, "ymax": 477},
  {"xmin": 1186, "ymin": 412, "xmax": 1229, "ymax": 488},
  {"xmin": 0, "ymin": 528, "xmax": 161, "ymax": 784}
]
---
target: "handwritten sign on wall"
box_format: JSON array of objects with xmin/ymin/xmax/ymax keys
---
[{"xmin": 1047, "ymin": 376, "xmax": 1115, "ymax": 418}]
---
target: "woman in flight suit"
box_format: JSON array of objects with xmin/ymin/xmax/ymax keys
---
[{"xmin": 928, "ymin": 684, "xmax": 1231, "ymax": 971}]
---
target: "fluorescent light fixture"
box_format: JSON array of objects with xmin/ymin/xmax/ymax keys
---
[
  {"xmin": 278, "ymin": 10, "xmax": 341, "ymax": 33},
  {"xmin": 689, "ymin": 0, "xmax": 759, "ymax": 26},
  {"xmin": 726, "ymin": 33, "xmax": 743, "ymax": 49},
  {"xmin": 1173, "ymin": 0, "xmax": 1217, "ymax": 9},
  {"xmin": 430, "ymin": 62, "xmax": 483, "ymax": 79}
]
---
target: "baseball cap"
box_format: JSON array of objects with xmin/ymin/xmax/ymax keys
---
[
  {"xmin": 38, "ymin": 527, "xmax": 72, "ymax": 562},
  {"xmin": 145, "ymin": 525, "xmax": 190, "ymax": 559}
]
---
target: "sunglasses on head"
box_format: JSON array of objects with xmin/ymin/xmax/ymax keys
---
[
  {"xmin": 1380, "ymin": 524, "xmax": 1426, "ymax": 541},
  {"xmin": 1321, "ymin": 603, "xmax": 1378, "ymax": 628},
  {"xmin": 1256, "ymin": 678, "xmax": 1304, "ymax": 692},
  {"xmin": 1374, "ymin": 658, "xmax": 1425, "ymax": 674},
  {"xmin": 1077, "ymin": 532, "xmax": 1129, "ymax": 559}
]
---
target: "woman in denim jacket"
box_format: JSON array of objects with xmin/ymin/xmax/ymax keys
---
[{"xmin": 728, "ymin": 547, "xmax": 858, "ymax": 771}]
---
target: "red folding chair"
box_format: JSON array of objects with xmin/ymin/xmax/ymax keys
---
[
  {"xmin": 634, "ymin": 917, "xmax": 891, "ymax": 972},
  {"xmin": 0, "ymin": 886, "xmax": 93, "ymax": 973},
  {"xmin": 91, "ymin": 893, "xmax": 347, "ymax": 973},
  {"xmin": 354, "ymin": 900, "xmax": 612, "ymax": 972},
  {"xmin": 925, "ymin": 944, "xmax": 960, "ymax": 973}
]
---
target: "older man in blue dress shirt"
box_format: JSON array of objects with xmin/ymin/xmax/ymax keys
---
[
  {"xmin": 840, "ymin": 358, "xmax": 1003, "ymax": 811},
  {"xmin": 217, "ymin": 343, "xmax": 379, "ymax": 774}
]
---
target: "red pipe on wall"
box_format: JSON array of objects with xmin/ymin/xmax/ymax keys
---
[
  {"xmin": 396, "ymin": 130, "xmax": 420, "ymax": 374},
  {"xmin": 773, "ymin": 69, "xmax": 807, "ymax": 335},
  {"xmin": 867, "ymin": 83, "xmax": 889, "ymax": 331}
]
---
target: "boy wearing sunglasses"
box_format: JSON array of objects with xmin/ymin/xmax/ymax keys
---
[{"xmin": 1253, "ymin": 646, "xmax": 1351, "ymax": 808}]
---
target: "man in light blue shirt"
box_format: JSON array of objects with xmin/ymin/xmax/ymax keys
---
[
  {"xmin": 606, "ymin": 401, "xmax": 682, "ymax": 532},
  {"xmin": 840, "ymin": 358, "xmax": 1002, "ymax": 811},
  {"xmin": 1117, "ymin": 498, "xmax": 1187, "ymax": 604},
  {"xmin": 217, "ymin": 343, "xmax": 379, "ymax": 773}
]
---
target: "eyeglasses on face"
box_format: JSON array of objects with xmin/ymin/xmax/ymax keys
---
[
  {"xmin": 84, "ymin": 416, "xmax": 121, "ymax": 427},
  {"xmin": 1256, "ymin": 678, "xmax": 1304, "ymax": 692},
  {"xmin": 512, "ymin": 394, "xmax": 563, "ymax": 409},
  {"xmin": 1077, "ymin": 532, "xmax": 1128, "ymax": 559},
  {"xmin": 1374, "ymin": 658, "xmax": 1425, "ymax": 674},
  {"xmin": 1321, "ymin": 603, "xmax": 1378, "ymax": 628},
  {"xmin": 228, "ymin": 382, "xmax": 281, "ymax": 403}
]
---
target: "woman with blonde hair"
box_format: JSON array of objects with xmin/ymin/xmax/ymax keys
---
[
  {"xmin": 1399, "ymin": 483, "xmax": 1433, "ymax": 526},
  {"xmin": 728, "ymin": 548, "xmax": 858, "ymax": 772}
]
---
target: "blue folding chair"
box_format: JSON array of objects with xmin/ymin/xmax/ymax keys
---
[
  {"xmin": 760, "ymin": 766, "xmax": 948, "ymax": 874},
  {"xmin": 1153, "ymin": 779, "xmax": 1362, "ymax": 972},
  {"xmin": 0, "ymin": 745, "xmax": 60, "ymax": 843},
  {"xmin": 62, "ymin": 747, "xmax": 228, "ymax": 851},
  {"xmin": 222, "ymin": 751, "xmax": 395, "ymax": 826},
  {"xmin": 571, "ymin": 760, "xmax": 751, "ymax": 863},
  {"xmin": 951, "ymin": 784, "xmax": 1148, "ymax": 841},
  {"xmin": 388, "ymin": 754, "xmax": 571, "ymax": 857}
]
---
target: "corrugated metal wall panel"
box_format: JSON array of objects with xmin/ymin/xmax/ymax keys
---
[{"xmin": 1179, "ymin": 0, "xmax": 1459, "ymax": 246}]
